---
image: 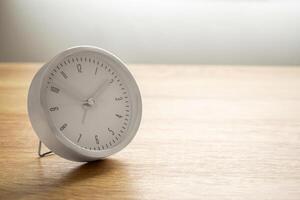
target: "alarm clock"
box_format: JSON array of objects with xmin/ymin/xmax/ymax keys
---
[{"xmin": 28, "ymin": 46, "xmax": 142, "ymax": 162}]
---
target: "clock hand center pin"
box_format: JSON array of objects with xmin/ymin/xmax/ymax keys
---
[
  {"xmin": 81, "ymin": 97, "xmax": 96, "ymax": 124},
  {"xmin": 86, "ymin": 97, "xmax": 96, "ymax": 106}
]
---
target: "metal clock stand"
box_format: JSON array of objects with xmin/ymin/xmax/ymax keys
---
[{"xmin": 38, "ymin": 141, "xmax": 53, "ymax": 157}]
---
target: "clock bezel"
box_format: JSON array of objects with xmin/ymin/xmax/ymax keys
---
[{"xmin": 38, "ymin": 46, "xmax": 142, "ymax": 161}]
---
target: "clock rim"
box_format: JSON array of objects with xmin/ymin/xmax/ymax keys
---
[{"xmin": 33, "ymin": 46, "xmax": 142, "ymax": 161}]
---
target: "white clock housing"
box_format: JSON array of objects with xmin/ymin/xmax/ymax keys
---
[{"xmin": 28, "ymin": 46, "xmax": 142, "ymax": 162}]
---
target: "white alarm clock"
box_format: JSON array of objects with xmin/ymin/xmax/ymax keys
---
[{"xmin": 28, "ymin": 46, "xmax": 142, "ymax": 162}]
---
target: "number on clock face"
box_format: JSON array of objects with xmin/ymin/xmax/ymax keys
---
[{"xmin": 45, "ymin": 53, "xmax": 131, "ymax": 151}]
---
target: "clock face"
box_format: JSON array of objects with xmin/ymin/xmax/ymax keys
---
[{"xmin": 40, "ymin": 48, "xmax": 141, "ymax": 153}]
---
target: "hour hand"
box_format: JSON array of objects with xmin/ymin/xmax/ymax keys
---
[{"xmin": 52, "ymin": 78, "xmax": 85, "ymax": 102}]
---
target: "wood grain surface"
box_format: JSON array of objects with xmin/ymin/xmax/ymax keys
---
[{"xmin": 0, "ymin": 63, "xmax": 300, "ymax": 200}]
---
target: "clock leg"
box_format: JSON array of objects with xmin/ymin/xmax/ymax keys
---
[{"xmin": 38, "ymin": 141, "xmax": 53, "ymax": 157}]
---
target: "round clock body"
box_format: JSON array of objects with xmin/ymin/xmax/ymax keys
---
[{"xmin": 28, "ymin": 46, "xmax": 142, "ymax": 162}]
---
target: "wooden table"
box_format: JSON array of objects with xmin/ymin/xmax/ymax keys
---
[{"xmin": 0, "ymin": 63, "xmax": 300, "ymax": 200}]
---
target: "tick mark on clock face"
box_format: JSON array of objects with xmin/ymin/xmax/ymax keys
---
[
  {"xmin": 60, "ymin": 71, "xmax": 68, "ymax": 79},
  {"xmin": 115, "ymin": 114, "xmax": 122, "ymax": 118},
  {"xmin": 77, "ymin": 134, "xmax": 82, "ymax": 143}
]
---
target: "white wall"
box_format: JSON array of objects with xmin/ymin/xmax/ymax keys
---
[{"xmin": 0, "ymin": 0, "xmax": 299, "ymax": 65}]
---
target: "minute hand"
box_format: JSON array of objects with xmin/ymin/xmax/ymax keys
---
[{"xmin": 90, "ymin": 79, "xmax": 110, "ymax": 99}]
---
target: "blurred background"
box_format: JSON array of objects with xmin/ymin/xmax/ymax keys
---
[{"xmin": 0, "ymin": 0, "xmax": 299, "ymax": 65}]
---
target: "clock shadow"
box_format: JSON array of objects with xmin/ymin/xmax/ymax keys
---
[{"xmin": 1, "ymin": 158, "xmax": 135, "ymax": 199}]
